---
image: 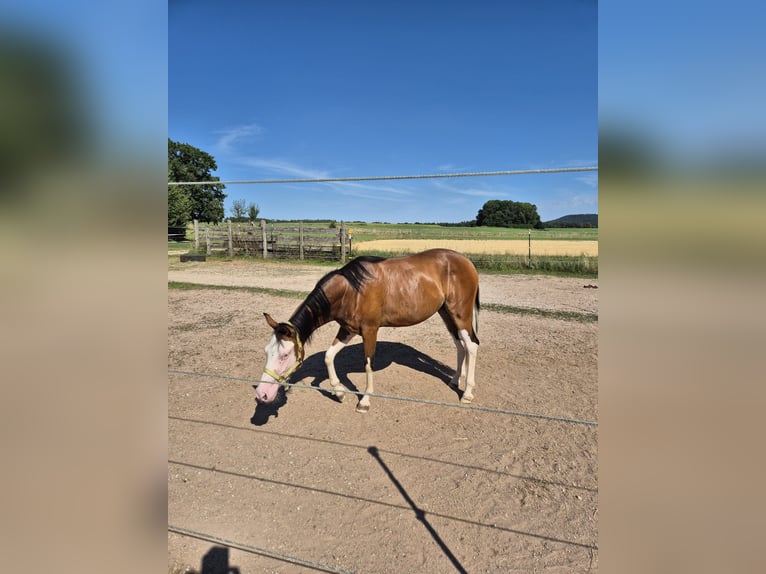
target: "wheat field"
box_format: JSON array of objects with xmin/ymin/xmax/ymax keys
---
[{"xmin": 355, "ymin": 239, "xmax": 598, "ymax": 256}]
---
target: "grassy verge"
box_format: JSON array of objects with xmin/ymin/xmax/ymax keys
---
[
  {"xmin": 472, "ymin": 254, "xmax": 598, "ymax": 276},
  {"xmin": 168, "ymin": 281, "xmax": 597, "ymax": 322},
  {"xmin": 168, "ymin": 250, "xmax": 597, "ymax": 277},
  {"xmin": 168, "ymin": 281, "xmax": 306, "ymax": 300},
  {"xmin": 482, "ymin": 302, "xmax": 597, "ymax": 323},
  {"xmin": 356, "ymin": 250, "xmax": 598, "ymax": 277}
]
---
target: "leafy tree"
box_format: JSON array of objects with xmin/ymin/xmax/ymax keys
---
[
  {"xmin": 248, "ymin": 203, "xmax": 260, "ymax": 222},
  {"xmin": 476, "ymin": 199, "xmax": 542, "ymax": 228},
  {"xmin": 168, "ymin": 139, "xmax": 226, "ymax": 223},
  {"xmin": 168, "ymin": 179, "xmax": 192, "ymax": 226}
]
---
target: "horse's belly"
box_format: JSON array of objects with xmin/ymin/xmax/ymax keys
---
[
  {"xmin": 380, "ymin": 299, "xmax": 443, "ymax": 327},
  {"xmin": 371, "ymin": 275, "xmax": 445, "ymax": 327}
]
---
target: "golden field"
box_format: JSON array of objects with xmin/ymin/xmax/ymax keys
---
[{"xmin": 354, "ymin": 239, "xmax": 598, "ymax": 256}]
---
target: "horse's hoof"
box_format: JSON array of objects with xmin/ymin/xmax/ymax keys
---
[
  {"xmin": 335, "ymin": 393, "xmax": 345, "ymax": 403},
  {"xmin": 460, "ymin": 396, "xmax": 473, "ymax": 404},
  {"xmin": 355, "ymin": 404, "xmax": 370, "ymax": 413}
]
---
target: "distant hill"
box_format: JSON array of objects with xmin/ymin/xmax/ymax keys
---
[{"xmin": 543, "ymin": 214, "xmax": 598, "ymax": 228}]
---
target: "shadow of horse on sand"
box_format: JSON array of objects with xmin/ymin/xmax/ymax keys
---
[{"xmin": 251, "ymin": 341, "xmax": 460, "ymax": 425}]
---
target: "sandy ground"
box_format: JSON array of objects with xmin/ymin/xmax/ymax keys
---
[{"xmin": 168, "ymin": 258, "xmax": 598, "ymax": 573}]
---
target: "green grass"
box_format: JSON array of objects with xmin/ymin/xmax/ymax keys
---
[
  {"xmin": 190, "ymin": 220, "xmax": 598, "ymax": 241},
  {"xmin": 482, "ymin": 302, "xmax": 597, "ymax": 323},
  {"xmin": 355, "ymin": 250, "xmax": 598, "ymax": 277},
  {"xmin": 168, "ymin": 281, "xmax": 306, "ymax": 300},
  {"xmin": 168, "ymin": 250, "xmax": 597, "ymax": 277},
  {"xmin": 176, "ymin": 221, "xmax": 598, "ymax": 277},
  {"xmin": 345, "ymin": 222, "xmax": 597, "ymax": 242}
]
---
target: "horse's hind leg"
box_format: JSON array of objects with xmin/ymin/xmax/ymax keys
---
[
  {"xmin": 438, "ymin": 308, "xmax": 467, "ymax": 392},
  {"xmin": 325, "ymin": 327, "xmax": 354, "ymax": 402},
  {"xmin": 458, "ymin": 329, "xmax": 479, "ymax": 404},
  {"xmin": 449, "ymin": 336, "xmax": 467, "ymax": 390}
]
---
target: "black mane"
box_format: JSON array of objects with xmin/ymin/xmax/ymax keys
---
[
  {"xmin": 323, "ymin": 255, "xmax": 385, "ymax": 292},
  {"xmin": 288, "ymin": 256, "xmax": 386, "ymax": 344}
]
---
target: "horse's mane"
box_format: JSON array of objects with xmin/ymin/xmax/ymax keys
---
[
  {"xmin": 321, "ymin": 255, "xmax": 385, "ymax": 292},
  {"xmin": 289, "ymin": 256, "xmax": 386, "ymax": 343}
]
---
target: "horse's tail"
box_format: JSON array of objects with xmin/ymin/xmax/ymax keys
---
[{"xmin": 472, "ymin": 286, "xmax": 480, "ymax": 344}]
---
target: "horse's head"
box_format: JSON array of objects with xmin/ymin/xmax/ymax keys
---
[{"xmin": 255, "ymin": 313, "xmax": 304, "ymax": 404}]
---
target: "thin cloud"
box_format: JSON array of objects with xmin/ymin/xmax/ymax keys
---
[
  {"xmin": 333, "ymin": 180, "xmax": 412, "ymax": 197},
  {"xmin": 435, "ymin": 163, "xmax": 470, "ymax": 173},
  {"xmin": 449, "ymin": 188, "xmax": 510, "ymax": 197},
  {"xmin": 563, "ymin": 158, "xmax": 599, "ymax": 168},
  {"xmin": 575, "ymin": 173, "xmax": 599, "ymax": 188},
  {"xmin": 214, "ymin": 123, "xmax": 264, "ymax": 152},
  {"xmin": 432, "ymin": 180, "xmax": 512, "ymax": 198},
  {"xmin": 238, "ymin": 157, "xmax": 330, "ymax": 179},
  {"xmin": 235, "ymin": 158, "xmax": 415, "ymax": 200},
  {"xmin": 331, "ymin": 189, "xmax": 413, "ymax": 202}
]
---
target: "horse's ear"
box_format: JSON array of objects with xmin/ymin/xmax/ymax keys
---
[{"xmin": 264, "ymin": 313, "xmax": 279, "ymax": 329}]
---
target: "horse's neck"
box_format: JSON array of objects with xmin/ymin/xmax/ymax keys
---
[
  {"xmin": 289, "ymin": 306, "xmax": 320, "ymax": 343},
  {"xmin": 288, "ymin": 289, "xmax": 332, "ymax": 343}
]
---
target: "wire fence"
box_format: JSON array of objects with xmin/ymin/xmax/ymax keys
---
[
  {"xmin": 168, "ymin": 165, "xmax": 598, "ymax": 187},
  {"xmin": 168, "ymin": 362, "xmax": 598, "ymax": 570},
  {"xmin": 168, "ymin": 368, "xmax": 598, "ymax": 427},
  {"xmin": 169, "ymin": 167, "xmax": 598, "ymax": 569}
]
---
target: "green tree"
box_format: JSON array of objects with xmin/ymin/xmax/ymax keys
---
[
  {"xmin": 248, "ymin": 203, "xmax": 260, "ymax": 222},
  {"xmin": 476, "ymin": 199, "xmax": 542, "ymax": 228},
  {"xmin": 168, "ymin": 180, "xmax": 192, "ymax": 226},
  {"xmin": 168, "ymin": 139, "xmax": 226, "ymax": 223}
]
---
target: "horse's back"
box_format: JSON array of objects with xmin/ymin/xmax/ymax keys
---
[
  {"xmin": 410, "ymin": 248, "xmax": 477, "ymax": 288},
  {"xmin": 371, "ymin": 249, "xmax": 476, "ymax": 288},
  {"xmin": 373, "ymin": 248, "xmax": 479, "ymax": 308},
  {"xmin": 361, "ymin": 249, "xmax": 477, "ymax": 322}
]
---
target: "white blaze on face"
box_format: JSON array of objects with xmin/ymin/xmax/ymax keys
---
[{"xmin": 255, "ymin": 334, "xmax": 298, "ymax": 403}]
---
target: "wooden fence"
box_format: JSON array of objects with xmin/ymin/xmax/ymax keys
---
[{"xmin": 192, "ymin": 220, "xmax": 352, "ymax": 262}]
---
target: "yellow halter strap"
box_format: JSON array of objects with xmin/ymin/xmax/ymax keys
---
[{"xmin": 263, "ymin": 321, "xmax": 303, "ymax": 389}]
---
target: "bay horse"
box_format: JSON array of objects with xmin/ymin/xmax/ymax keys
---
[{"xmin": 255, "ymin": 248, "xmax": 480, "ymax": 413}]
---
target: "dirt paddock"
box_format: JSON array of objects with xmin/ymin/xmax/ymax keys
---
[{"xmin": 168, "ymin": 258, "xmax": 598, "ymax": 573}]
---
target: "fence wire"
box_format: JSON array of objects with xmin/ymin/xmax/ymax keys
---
[
  {"xmin": 168, "ymin": 368, "xmax": 598, "ymax": 427},
  {"xmin": 168, "ymin": 166, "xmax": 598, "ymax": 186}
]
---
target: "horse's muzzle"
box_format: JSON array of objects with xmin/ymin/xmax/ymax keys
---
[{"xmin": 255, "ymin": 380, "xmax": 280, "ymax": 404}]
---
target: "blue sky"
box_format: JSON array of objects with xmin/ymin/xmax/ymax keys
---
[{"xmin": 169, "ymin": 1, "xmax": 598, "ymax": 223}]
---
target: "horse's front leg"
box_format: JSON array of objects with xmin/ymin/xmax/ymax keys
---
[
  {"xmin": 325, "ymin": 328, "xmax": 354, "ymax": 402},
  {"xmin": 356, "ymin": 327, "xmax": 379, "ymax": 413}
]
